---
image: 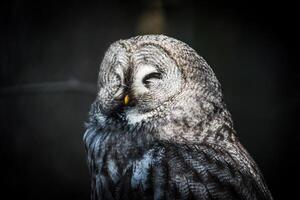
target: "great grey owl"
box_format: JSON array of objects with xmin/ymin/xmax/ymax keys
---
[{"xmin": 83, "ymin": 35, "xmax": 273, "ymax": 200}]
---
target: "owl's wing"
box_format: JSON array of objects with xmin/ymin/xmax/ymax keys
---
[{"xmin": 152, "ymin": 142, "xmax": 273, "ymax": 200}]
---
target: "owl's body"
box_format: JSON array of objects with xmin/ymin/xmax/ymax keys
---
[{"xmin": 84, "ymin": 35, "xmax": 272, "ymax": 200}]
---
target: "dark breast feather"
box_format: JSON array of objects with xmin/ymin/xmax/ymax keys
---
[{"xmin": 84, "ymin": 128, "xmax": 272, "ymax": 200}]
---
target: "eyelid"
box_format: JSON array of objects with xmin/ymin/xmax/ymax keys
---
[{"xmin": 142, "ymin": 72, "xmax": 162, "ymax": 85}]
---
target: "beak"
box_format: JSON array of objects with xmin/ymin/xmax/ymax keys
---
[{"xmin": 123, "ymin": 94, "xmax": 130, "ymax": 106}]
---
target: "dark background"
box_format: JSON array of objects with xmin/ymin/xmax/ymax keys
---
[{"xmin": 0, "ymin": 0, "xmax": 298, "ymax": 199}]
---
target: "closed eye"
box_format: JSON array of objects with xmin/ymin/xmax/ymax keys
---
[{"xmin": 142, "ymin": 72, "xmax": 162, "ymax": 86}]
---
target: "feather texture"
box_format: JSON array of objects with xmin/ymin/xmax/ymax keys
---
[{"xmin": 83, "ymin": 35, "xmax": 273, "ymax": 200}]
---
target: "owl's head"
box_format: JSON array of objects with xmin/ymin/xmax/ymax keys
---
[{"xmin": 92, "ymin": 35, "xmax": 223, "ymax": 126}]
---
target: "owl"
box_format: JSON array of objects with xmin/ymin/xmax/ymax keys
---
[{"xmin": 83, "ymin": 35, "xmax": 273, "ymax": 200}]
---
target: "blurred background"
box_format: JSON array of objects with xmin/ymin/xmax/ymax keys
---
[{"xmin": 0, "ymin": 0, "xmax": 297, "ymax": 199}]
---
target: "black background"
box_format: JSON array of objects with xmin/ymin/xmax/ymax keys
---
[{"xmin": 0, "ymin": 0, "xmax": 298, "ymax": 199}]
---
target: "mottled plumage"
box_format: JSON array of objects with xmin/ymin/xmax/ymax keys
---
[{"xmin": 83, "ymin": 35, "xmax": 272, "ymax": 200}]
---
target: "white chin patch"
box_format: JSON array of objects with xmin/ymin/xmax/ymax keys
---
[
  {"xmin": 125, "ymin": 109, "xmax": 152, "ymax": 125},
  {"xmin": 132, "ymin": 64, "xmax": 157, "ymax": 95}
]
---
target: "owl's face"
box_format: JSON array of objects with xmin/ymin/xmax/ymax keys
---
[
  {"xmin": 96, "ymin": 41, "xmax": 182, "ymax": 124},
  {"xmin": 94, "ymin": 35, "xmax": 222, "ymax": 125}
]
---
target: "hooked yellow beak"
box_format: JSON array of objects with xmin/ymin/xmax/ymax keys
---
[{"xmin": 124, "ymin": 94, "xmax": 130, "ymax": 106}]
